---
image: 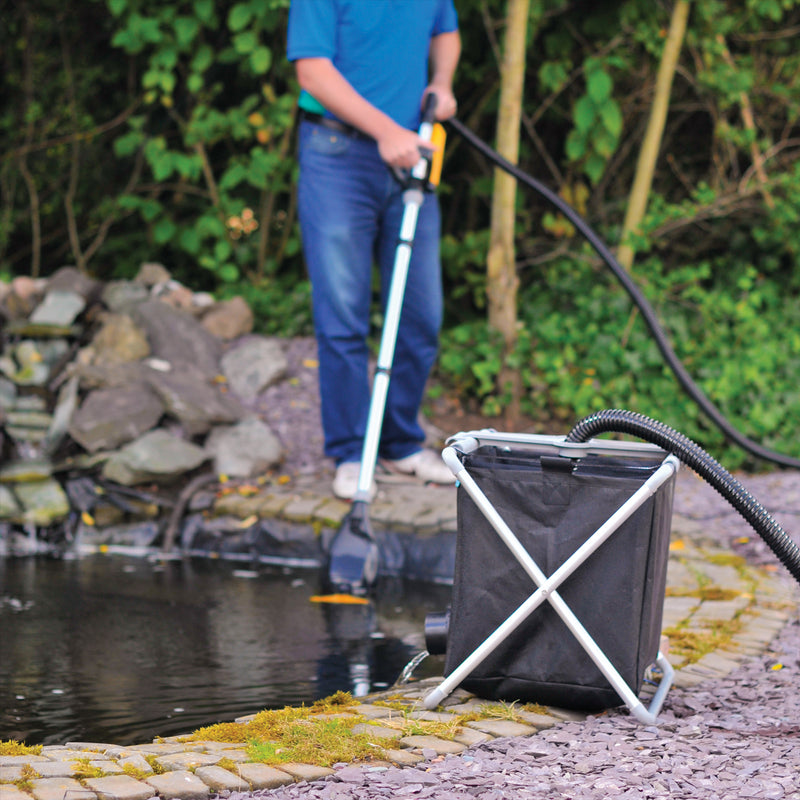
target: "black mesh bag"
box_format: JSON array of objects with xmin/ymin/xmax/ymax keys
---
[{"xmin": 443, "ymin": 446, "xmax": 676, "ymax": 711}]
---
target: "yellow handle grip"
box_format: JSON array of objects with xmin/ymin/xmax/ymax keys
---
[{"xmin": 427, "ymin": 123, "xmax": 447, "ymax": 187}]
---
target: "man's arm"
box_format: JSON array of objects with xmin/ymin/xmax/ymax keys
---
[
  {"xmin": 426, "ymin": 30, "xmax": 461, "ymax": 120},
  {"xmin": 295, "ymin": 58, "xmax": 430, "ymax": 170}
]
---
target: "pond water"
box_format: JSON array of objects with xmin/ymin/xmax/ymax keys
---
[{"xmin": 0, "ymin": 554, "xmax": 451, "ymax": 746}]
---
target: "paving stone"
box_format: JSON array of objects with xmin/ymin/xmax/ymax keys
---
[
  {"xmin": 281, "ymin": 494, "xmax": 325, "ymax": 522},
  {"xmin": 30, "ymin": 777, "xmax": 96, "ymax": 800},
  {"xmin": 350, "ymin": 724, "xmax": 401, "ymax": 741},
  {"xmin": 0, "ymin": 757, "xmax": 49, "ymax": 766},
  {"xmin": 514, "ymin": 711, "xmax": 558, "ymax": 729},
  {"xmin": 352, "ymin": 704, "xmax": 401, "ymax": 720},
  {"xmin": 82, "ymin": 775, "xmax": 155, "ymax": 800},
  {"xmin": 0, "ymin": 784, "xmax": 37, "ymax": 800},
  {"xmin": 379, "ymin": 749, "xmax": 425, "ymax": 766},
  {"xmin": 40, "ymin": 748, "xmax": 103, "ymax": 761},
  {"xmin": 193, "ymin": 765, "xmax": 250, "ymax": 792},
  {"xmin": 692, "ymin": 597, "xmax": 751, "ymax": 625},
  {"xmin": 0, "ymin": 766, "xmax": 24, "ymax": 782},
  {"xmin": 464, "ymin": 719, "xmax": 537, "ymax": 738},
  {"xmin": 128, "ymin": 743, "xmax": 195, "ymax": 755},
  {"xmin": 25, "ymin": 762, "xmax": 75, "ymax": 779},
  {"xmin": 62, "ymin": 744, "xmax": 112, "ymax": 753},
  {"xmin": 115, "ymin": 754, "xmax": 152, "ymax": 775},
  {"xmin": 398, "ymin": 735, "xmax": 466, "ymax": 754},
  {"xmin": 406, "ymin": 710, "xmax": 457, "ymax": 723},
  {"xmin": 277, "ymin": 763, "xmax": 335, "ymax": 781},
  {"xmin": 144, "ymin": 770, "xmax": 209, "ymax": 800},
  {"xmin": 154, "ymin": 752, "xmax": 221, "ymax": 772},
  {"xmin": 452, "ymin": 727, "xmax": 493, "ymax": 747},
  {"xmin": 89, "ymin": 762, "xmax": 123, "ymax": 776},
  {"xmin": 235, "ymin": 764, "xmax": 294, "ymax": 790},
  {"xmin": 692, "ymin": 651, "xmax": 743, "ymax": 675}
]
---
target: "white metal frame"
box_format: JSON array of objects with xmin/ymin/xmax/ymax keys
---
[{"xmin": 423, "ymin": 430, "xmax": 679, "ymax": 724}]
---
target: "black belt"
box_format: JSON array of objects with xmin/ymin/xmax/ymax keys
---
[{"xmin": 299, "ymin": 110, "xmax": 372, "ymax": 141}]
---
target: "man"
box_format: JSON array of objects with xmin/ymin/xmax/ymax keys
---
[{"xmin": 287, "ymin": 0, "xmax": 461, "ymax": 500}]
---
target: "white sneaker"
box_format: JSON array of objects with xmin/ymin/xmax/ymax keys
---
[
  {"xmin": 381, "ymin": 449, "xmax": 455, "ymax": 485},
  {"xmin": 332, "ymin": 462, "xmax": 376, "ymax": 501}
]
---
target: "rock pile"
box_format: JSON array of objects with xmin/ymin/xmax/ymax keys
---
[{"xmin": 0, "ymin": 264, "xmax": 295, "ymax": 553}]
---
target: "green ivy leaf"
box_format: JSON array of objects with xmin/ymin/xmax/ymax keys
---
[
  {"xmin": 233, "ymin": 30, "xmax": 257, "ymax": 54},
  {"xmin": 174, "ymin": 16, "xmax": 200, "ymax": 48},
  {"xmin": 193, "ymin": 0, "xmax": 214, "ymax": 24},
  {"xmin": 583, "ymin": 153, "xmax": 606, "ymax": 185},
  {"xmin": 250, "ymin": 45, "xmax": 272, "ymax": 74},
  {"xmin": 191, "ymin": 44, "xmax": 213, "ymax": 73},
  {"xmin": 599, "ymin": 101, "xmax": 623, "ymax": 139},
  {"xmin": 228, "ymin": 3, "xmax": 254, "ymax": 32},
  {"xmin": 573, "ymin": 95, "xmax": 596, "ymax": 134},
  {"xmin": 153, "ymin": 217, "xmax": 177, "ymax": 244},
  {"xmin": 565, "ymin": 130, "xmax": 585, "ymax": 161},
  {"xmin": 586, "ymin": 69, "xmax": 613, "ymax": 103},
  {"xmin": 108, "ymin": 0, "xmax": 128, "ymax": 17}
]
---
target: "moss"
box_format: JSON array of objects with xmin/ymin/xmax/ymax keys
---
[
  {"xmin": 121, "ymin": 764, "xmax": 151, "ymax": 781},
  {"xmin": 144, "ymin": 755, "xmax": 166, "ymax": 775},
  {"xmin": 71, "ymin": 760, "xmax": 106, "ymax": 780},
  {"xmin": 663, "ymin": 618, "xmax": 743, "ymax": 663},
  {"xmin": 215, "ymin": 757, "xmax": 240, "ymax": 773},
  {"xmin": 0, "ymin": 741, "xmax": 43, "ymax": 756},
  {"xmin": 665, "ymin": 586, "xmax": 744, "ymax": 602},
  {"xmin": 246, "ymin": 718, "xmax": 381, "ymax": 767},
  {"xmin": 15, "ymin": 764, "xmax": 41, "ymax": 792}
]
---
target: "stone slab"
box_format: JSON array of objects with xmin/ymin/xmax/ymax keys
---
[
  {"xmin": 30, "ymin": 777, "xmax": 96, "ymax": 800},
  {"xmin": 0, "ymin": 784, "xmax": 38, "ymax": 800},
  {"xmin": 277, "ymin": 763, "xmax": 335, "ymax": 782},
  {"xmin": 235, "ymin": 763, "xmax": 294, "ymax": 790},
  {"xmin": 154, "ymin": 752, "xmax": 221, "ymax": 772},
  {"xmin": 144, "ymin": 770, "xmax": 210, "ymax": 800},
  {"xmin": 398, "ymin": 735, "xmax": 466, "ymax": 754},
  {"xmin": 82, "ymin": 775, "xmax": 155, "ymax": 800},
  {"xmin": 464, "ymin": 719, "xmax": 537, "ymax": 738},
  {"xmin": 193, "ymin": 765, "xmax": 250, "ymax": 793}
]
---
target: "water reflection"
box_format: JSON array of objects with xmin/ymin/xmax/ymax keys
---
[{"xmin": 0, "ymin": 555, "xmax": 450, "ymax": 746}]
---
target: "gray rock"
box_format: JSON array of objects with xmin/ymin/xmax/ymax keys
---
[
  {"xmin": 131, "ymin": 298, "xmax": 223, "ymax": 378},
  {"xmin": 101, "ymin": 280, "xmax": 149, "ymax": 312},
  {"xmin": 29, "ymin": 289, "xmax": 86, "ymax": 326},
  {"xmin": 201, "ymin": 296, "xmax": 254, "ymax": 340},
  {"xmin": 221, "ymin": 336, "xmax": 288, "ymax": 401},
  {"xmin": 0, "ymin": 376, "xmax": 16, "ymax": 409},
  {"xmin": 135, "ymin": 262, "xmax": 172, "ymax": 286},
  {"xmin": 69, "ymin": 384, "xmax": 164, "ymax": 452},
  {"xmin": 46, "ymin": 265, "xmax": 101, "ymax": 301},
  {"xmin": 204, "ymin": 415, "xmax": 284, "ymax": 478},
  {"xmin": 145, "ymin": 364, "xmax": 245, "ymax": 436},
  {"xmin": 13, "ymin": 478, "xmax": 71, "ymax": 525},
  {"xmin": 91, "ymin": 312, "xmax": 151, "ymax": 364},
  {"xmin": 101, "ymin": 429, "xmax": 209, "ymax": 486}
]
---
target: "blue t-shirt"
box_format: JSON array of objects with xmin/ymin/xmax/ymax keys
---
[{"xmin": 287, "ymin": 0, "xmax": 458, "ymax": 130}]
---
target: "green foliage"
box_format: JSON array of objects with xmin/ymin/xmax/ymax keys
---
[{"xmin": 105, "ymin": 0, "xmax": 298, "ymax": 288}]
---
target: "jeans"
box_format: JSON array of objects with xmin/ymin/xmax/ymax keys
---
[{"xmin": 297, "ymin": 119, "xmax": 443, "ymax": 465}]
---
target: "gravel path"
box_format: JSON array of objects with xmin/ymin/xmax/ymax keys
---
[{"xmin": 238, "ymin": 336, "xmax": 800, "ymax": 799}]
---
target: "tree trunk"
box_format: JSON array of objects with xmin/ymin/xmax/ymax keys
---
[
  {"xmin": 486, "ymin": 0, "xmax": 529, "ymax": 425},
  {"xmin": 616, "ymin": 0, "xmax": 690, "ymax": 270}
]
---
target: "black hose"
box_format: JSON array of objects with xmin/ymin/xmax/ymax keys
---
[
  {"xmin": 448, "ymin": 116, "xmax": 800, "ymax": 470},
  {"xmin": 566, "ymin": 409, "xmax": 800, "ymax": 585}
]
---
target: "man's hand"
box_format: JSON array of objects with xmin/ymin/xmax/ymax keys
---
[
  {"xmin": 377, "ymin": 124, "xmax": 437, "ymax": 170},
  {"xmin": 425, "ymin": 85, "xmax": 457, "ymax": 121}
]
